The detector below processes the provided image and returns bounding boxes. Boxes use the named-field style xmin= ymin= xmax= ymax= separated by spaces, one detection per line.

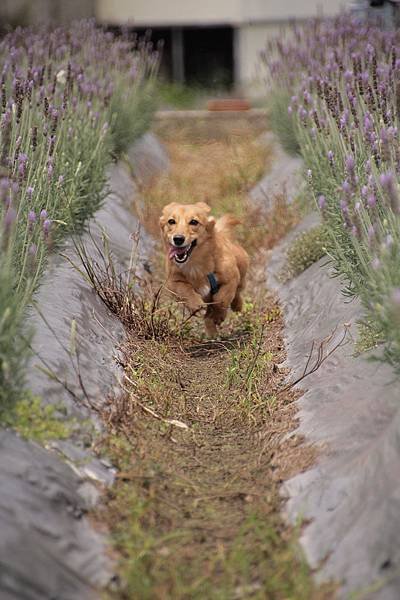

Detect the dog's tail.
xmin=214 ymin=214 xmax=241 ymax=240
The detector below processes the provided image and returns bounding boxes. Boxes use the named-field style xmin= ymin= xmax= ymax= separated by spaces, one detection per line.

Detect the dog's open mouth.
xmin=168 ymin=240 xmax=197 ymax=264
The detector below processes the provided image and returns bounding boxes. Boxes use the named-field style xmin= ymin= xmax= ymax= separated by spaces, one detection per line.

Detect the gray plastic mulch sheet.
xmin=0 ymin=429 xmax=107 ymax=600
xmin=0 ymin=133 xmax=169 ymax=600
xmin=262 ymin=165 xmax=400 ymax=597
xmin=27 ymin=132 xmax=169 ymax=415
xmin=251 ymin=131 xmax=304 ymax=213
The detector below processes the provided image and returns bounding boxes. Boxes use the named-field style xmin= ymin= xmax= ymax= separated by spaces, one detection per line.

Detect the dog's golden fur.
xmin=160 ymin=201 xmax=249 ymax=336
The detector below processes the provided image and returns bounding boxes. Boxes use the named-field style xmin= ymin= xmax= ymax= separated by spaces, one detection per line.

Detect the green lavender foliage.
xmin=262 ymin=16 xmax=400 ymax=368
xmin=0 ymin=21 xmax=159 ymax=405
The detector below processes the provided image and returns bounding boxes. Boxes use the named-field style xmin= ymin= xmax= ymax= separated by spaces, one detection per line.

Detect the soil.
xmin=94 ymin=128 xmax=335 ymax=599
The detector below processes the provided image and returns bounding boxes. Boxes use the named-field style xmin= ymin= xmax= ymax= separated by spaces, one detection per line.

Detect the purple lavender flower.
xmin=318 ymin=195 xmax=326 ymax=210
xmin=339 ymin=109 xmax=349 ymax=129
xmin=18 ymin=162 xmax=26 ymax=179
xmin=368 ymin=225 xmax=375 ymax=241
xmin=380 ymin=171 xmax=400 ymax=213
xmin=4 ymin=206 xmax=16 ymax=229
xmin=28 ymin=243 xmax=37 ymax=256
xmin=380 ymin=172 xmax=393 ymax=187
xmin=298 ymin=107 xmax=308 ymax=121
xmin=364 ymin=114 xmax=373 ymax=131
xmin=372 ymin=257 xmax=381 ymax=270
xmin=345 ymin=155 xmax=355 ymax=173
xmin=385 ymin=234 xmax=394 ymax=248
xmin=303 ymin=89 xmax=312 ymax=105
xmin=40 ymin=209 xmax=48 ymax=220
xmin=344 ymin=69 xmax=353 ymax=82
xmin=0 ymin=177 xmax=10 ymax=204
xmin=342 ymin=180 xmax=352 ymax=196
xmin=391 ymin=288 xmax=400 ymax=304
xmin=43 ymin=218 xmax=52 ymax=237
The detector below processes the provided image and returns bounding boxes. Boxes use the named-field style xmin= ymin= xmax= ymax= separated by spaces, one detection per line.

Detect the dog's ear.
xmin=195 ymin=201 xmax=211 ymax=214
xmin=206 ymin=216 xmax=216 ymax=232
xmin=160 ymin=202 xmax=178 ymax=229
xmin=162 ymin=202 xmax=179 ymax=213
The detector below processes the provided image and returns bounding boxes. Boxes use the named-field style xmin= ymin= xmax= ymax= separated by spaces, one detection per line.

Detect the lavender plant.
xmin=262 ymin=15 xmax=400 ymax=368
xmin=0 ymin=21 xmax=159 ymax=405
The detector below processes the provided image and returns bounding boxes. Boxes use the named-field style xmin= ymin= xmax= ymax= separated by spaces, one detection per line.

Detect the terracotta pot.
xmin=207 ymin=98 xmax=251 ymax=112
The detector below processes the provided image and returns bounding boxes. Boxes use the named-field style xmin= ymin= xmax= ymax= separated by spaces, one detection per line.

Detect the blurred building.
xmin=1 ymin=0 xmax=346 ymax=94
xmin=0 ymin=0 xmax=94 ymax=28
xmin=350 ymin=0 xmax=400 ymax=27
xmin=96 ymin=0 xmax=344 ymax=93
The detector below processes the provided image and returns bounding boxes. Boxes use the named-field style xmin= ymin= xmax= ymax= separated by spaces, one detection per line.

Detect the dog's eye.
xmin=168 ymin=218 xmax=176 ymax=225
xmin=189 ymin=219 xmax=199 ymax=226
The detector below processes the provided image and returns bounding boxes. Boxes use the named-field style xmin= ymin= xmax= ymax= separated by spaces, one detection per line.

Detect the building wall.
xmin=96 ymin=0 xmax=242 ymax=25
xmin=235 ymin=23 xmax=288 ymax=97
xmin=236 ymin=0 xmax=344 ymax=96
xmin=241 ymin=0 xmax=346 ymax=21
xmin=0 ymin=0 xmax=94 ymax=27
xmin=96 ymin=0 xmax=346 ymax=25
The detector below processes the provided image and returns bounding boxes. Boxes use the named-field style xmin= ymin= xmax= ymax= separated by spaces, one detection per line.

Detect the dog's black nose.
xmin=173 ymin=235 xmax=185 ymax=246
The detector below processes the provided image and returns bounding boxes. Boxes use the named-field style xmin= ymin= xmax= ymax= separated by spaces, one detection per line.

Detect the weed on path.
xmin=89 ymin=128 xmax=334 ymax=599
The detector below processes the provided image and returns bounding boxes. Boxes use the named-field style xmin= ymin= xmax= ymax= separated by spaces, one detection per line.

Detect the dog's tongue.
xmin=168 ymin=245 xmax=186 ymax=260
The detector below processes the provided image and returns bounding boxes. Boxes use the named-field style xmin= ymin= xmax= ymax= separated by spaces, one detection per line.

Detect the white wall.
xmin=236 ymin=23 xmax=287 ymax=97
xmin=96 ymin=0 xmax=241 ymax=25
xmin=241 ymin=0 xmax=346 ymax=21
xmin=236 ymin=0 xmax=344 ymax=96
xmin=0 ymin=0 xmax=94 ymax=25
xmin=96 ymin=0 xmax=346 ymax=25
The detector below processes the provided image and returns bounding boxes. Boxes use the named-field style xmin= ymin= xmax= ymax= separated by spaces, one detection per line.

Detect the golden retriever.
xmin=160 ymin=202 xmax=249 ymax=336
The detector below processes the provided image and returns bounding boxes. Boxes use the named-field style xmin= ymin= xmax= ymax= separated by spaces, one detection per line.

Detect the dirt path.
xmin=95 ymin=128 xmax=334 ymax=599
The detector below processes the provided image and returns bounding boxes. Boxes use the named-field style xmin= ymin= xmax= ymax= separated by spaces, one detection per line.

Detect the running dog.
xmin=160 ymin=202 xmax=249 ymax=336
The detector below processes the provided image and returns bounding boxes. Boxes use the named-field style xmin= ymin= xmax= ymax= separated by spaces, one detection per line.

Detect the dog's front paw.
xmin=213 ymin=306 xmax=227 ymax=325
xmin=205 ymin=317 xmax=218 ymax=337
xmin=186 ymin=296 xmax=206 ymax=313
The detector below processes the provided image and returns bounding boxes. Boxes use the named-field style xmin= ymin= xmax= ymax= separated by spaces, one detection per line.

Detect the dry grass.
xmin=89 ymin=127 xmax=335 ymax=599
xmin=96 ymin=297 xmax=331 ymax=600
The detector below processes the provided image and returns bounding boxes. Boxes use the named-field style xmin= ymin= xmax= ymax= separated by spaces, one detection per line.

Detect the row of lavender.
xmin=263 ymin=16 xmax=400 ymax=368
xmin=0 ymin=21 xmax=159 ymax=406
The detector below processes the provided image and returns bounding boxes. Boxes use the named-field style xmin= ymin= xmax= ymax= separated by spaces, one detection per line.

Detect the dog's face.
xmin=160 ymin=202 xmax=215 ymax=265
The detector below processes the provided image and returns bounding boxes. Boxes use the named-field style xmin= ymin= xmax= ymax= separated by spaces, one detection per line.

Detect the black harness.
xmin=207 ymin=272 xmax=220 ymax=296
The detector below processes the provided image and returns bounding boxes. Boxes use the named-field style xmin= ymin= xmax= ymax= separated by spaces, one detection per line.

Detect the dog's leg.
xmin=167 ymin=281 xmax=206 ymax=313
xmin=204 ymin=305 xmax=218 ymax=337
xmin=231 ymin=291 xmax=243 ymax=312
xmin=231 ymin=270 xmax=247 ymax=312
xmin=211 ymin=279 xmax=239 ymax=325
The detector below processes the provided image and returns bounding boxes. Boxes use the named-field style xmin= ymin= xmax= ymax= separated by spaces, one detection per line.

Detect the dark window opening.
xmin=111 ymin=24 xmax=234 ymax=90
xmin=183 ymin=26 xmax=233 ymax=88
